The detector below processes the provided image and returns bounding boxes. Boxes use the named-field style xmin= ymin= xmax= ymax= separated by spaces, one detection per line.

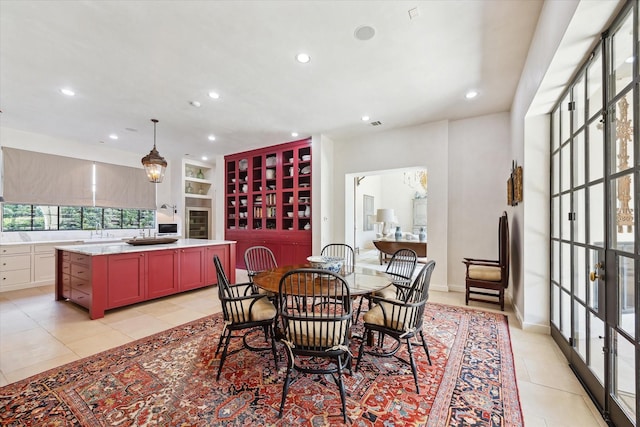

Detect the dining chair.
xmin=355 ymin=260 xmax=436 ymax=394
xmin=320 ymin=243 xmax=355 ymax=268
xmin=244 ymin=245 xmax=278 ymax=297
xmin=356 ymin=248 xmax=418 ymax=321
xmin=278 ymin=268 xmax=352 ymax=423
xmin=212 ymin=255 xmax=278 ymax=381
xmin=462 ymin=211 xmax=510 ymax=310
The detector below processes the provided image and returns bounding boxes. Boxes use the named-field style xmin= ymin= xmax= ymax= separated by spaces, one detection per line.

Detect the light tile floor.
xmin=0 ymin=256 xmax=607 ymax=427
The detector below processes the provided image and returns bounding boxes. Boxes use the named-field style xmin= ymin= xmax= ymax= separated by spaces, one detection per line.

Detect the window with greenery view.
xmin=2 ymin=204 xmax=155 ymax=232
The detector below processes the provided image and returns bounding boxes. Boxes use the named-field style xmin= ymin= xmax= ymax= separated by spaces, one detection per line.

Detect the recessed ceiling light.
xmin=361 ymin=115 xmax=370 ymax=121
xmin=208 ymin=135 xmax=216 ymax=141
xmin=625 ymin=56 xmax=634 ymax=63
xmin=190 ymin=101 xmax=201 ymax=107
xmin=59 ymin=88 xmax=75 ymax=96
xmin=201 ymin=156 xmax=208 ymax=161
xmin=465 ymin=90 xmax=478 ymax=99
xmin=291 ymin=132 xmax=298 ymax=137
xmin=108 ymin=134 xmax=118 ymax=140
xmin=296 ymin=53 xmax=311 ymax=63
xmin=208 ymin=91 xmax=220 ymax=99
xmin=354 ymin=25 xmax=376 ymax=41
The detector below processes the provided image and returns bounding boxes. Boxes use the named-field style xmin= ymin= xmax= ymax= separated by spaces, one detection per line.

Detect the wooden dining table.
xmin=252 ymin=264 xmax=392 ymax=297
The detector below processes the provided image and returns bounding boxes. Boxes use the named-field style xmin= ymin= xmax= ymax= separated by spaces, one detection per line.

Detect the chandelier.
xmin=141 ymin=119 xmax=167 ymax=183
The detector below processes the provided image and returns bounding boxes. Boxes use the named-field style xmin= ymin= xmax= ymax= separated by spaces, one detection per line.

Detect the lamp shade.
xmin=376 ymin=208 xmax=395 ymax=223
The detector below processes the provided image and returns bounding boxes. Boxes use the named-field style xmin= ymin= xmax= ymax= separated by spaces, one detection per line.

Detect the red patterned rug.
xmin=0 ymin=303 xmax=522 ymax=426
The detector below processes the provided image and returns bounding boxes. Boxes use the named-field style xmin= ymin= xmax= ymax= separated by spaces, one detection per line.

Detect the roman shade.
xmin=94 ymin=162 xmax=156 ymax=209
xmin=2 ymin=148 xmax=156 ymax=209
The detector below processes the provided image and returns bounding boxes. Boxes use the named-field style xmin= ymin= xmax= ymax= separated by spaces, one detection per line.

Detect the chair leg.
xmin=465 ymin=285 xmax=469 ymax=305
xmin=278 ymin=356 xmax=294 ymax=418
xmin=335 ymin=358 xmax=348 ymax=423
xmin=405 ymin=338 xmax=420 ymax=394
xmin=355 ymin=332 xmax=367 ymax=372
xmin=216 ymin=329 xmax=233 ymax=381
xmin=269 ymin=325 xmax=278 ymax=370
xmin=418 ymin=330 xmax=432 ymax=365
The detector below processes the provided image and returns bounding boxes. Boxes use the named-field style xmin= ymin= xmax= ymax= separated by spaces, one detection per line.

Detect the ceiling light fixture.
xmin=190 ymin=101 xmax=201 ymax=107
xmin=465 ymin=90 xmax=478 ymax=99
xmin=208 ymin=135 xmax=216 ymax=141
xmin=141 ymin=119 xmax=167 ymax=183
xmin=109 ymin=134 xmax=118 ymax=140
xmin=59 ymin=88 xmax=75 ymax=96
xmin=291 ymin=132 xmax=298 ymax=137
xmin=296 ymin=53 xmax=311 ymax=63
xmin=208 ymin=91 xmax=220 ymax=99
xmin=354 ymin=25 xmax=376 ymax=41
xmin=201 ymin=156 xmax=208 ymax=161
xmin=361 ymin=115 xmax=370 ymax=121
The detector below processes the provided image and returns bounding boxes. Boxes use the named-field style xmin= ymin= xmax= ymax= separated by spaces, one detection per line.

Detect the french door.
xmin=550 ymin=2 xmax=638 ymax=426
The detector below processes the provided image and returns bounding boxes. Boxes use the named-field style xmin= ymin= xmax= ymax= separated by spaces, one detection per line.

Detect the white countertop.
xmin=56 ymin=239 xmax=236 ymax=256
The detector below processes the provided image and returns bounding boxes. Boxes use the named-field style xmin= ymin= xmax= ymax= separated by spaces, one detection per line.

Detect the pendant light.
xmin=141 ymin=119 xmax=167 ymax=183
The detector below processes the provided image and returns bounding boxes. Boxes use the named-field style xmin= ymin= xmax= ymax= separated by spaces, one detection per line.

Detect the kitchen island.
xmin=55 ymin=239 xmax=236 ymax=319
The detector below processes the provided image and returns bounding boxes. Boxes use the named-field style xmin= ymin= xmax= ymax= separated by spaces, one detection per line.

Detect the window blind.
xmin=94 ymin=162 xmax=156 ymax=209
xmin=2 ymin=147 xmax=93 ymax=206
xmin=2 ymin=148 xmax=156 ymax=209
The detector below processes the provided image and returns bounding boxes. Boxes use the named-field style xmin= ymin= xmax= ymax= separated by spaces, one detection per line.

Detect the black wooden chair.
xmin=356 ymin=248 xmax=418 ymax=321
xmin=355 ymin=260 xmax=436 ymax=394
xmin=462 ymin=211 xmax=510 ymax=310
xmin=278 ymin=268 xmax=352 ymax=423
xmin=320 ymin=243 xmax=355 ymax=268
xmin=213 ymin=255 xmax=278 ymax=381
xmin=244 ymin=245 xmax=277 ymax=297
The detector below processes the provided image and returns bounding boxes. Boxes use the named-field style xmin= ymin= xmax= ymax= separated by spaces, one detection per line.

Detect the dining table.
xmin=252 ymin=263 xmax=392 ymax=297
xmin=252 ymin=263 xmax=392 ymax=344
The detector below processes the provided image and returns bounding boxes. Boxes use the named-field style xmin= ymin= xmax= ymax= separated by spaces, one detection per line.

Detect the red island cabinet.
xmin=179 ymin=246 xmax=206 ymax=291
xmin=55 ymin=241 xmax=236 ymax=319
xmin=225 ymin=138 xmax=312 ymax=268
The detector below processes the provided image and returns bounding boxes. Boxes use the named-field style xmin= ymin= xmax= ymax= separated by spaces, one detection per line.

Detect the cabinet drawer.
xmin=61 ymin=252 xmax=70 ymax=262
xmin=71 ymin=276 xmax=92 ymax=295
xmin=61 ymin=274 xmax=71 ymax=298
xmin=71 ymin=288 xmax=91 ymax=308
xmin=61 ymin=261 xmax=71 ymax=275
xmin=0 ymin=245 xmax=31 ymax=255
xmin=70 ymin=253 xmax=90 ymax=265
xmin=34 ymin=244 xmax=57 ymax=254
xmin=0 ymin=254 xmax=31 ymax=271
xmin=71 ymin=263 xmax=91 ymax=280
xmin=1 ymin=268 xmax=31 ymax=286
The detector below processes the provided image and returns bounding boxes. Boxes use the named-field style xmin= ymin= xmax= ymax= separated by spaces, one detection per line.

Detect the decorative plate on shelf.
xmin=300 ymin=166 xmax=311 ymax=174
xmin=300 ymin=183 xmax=310 ymax=187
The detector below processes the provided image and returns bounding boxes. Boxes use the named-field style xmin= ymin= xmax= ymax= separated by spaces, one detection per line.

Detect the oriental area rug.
xmin=0 ymin=303 xmax=522 ymax=426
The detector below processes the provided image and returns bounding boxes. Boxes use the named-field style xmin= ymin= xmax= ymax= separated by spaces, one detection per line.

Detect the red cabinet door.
xmin=204 ymin=245 xmax=228 ymax=285
xmin=147 ymin=249 xmax=179 ymax=298
xmin=107 ymin=252 xmax=146 ymax=308
xmin=179 ymin=247 xmax=205 ymax=290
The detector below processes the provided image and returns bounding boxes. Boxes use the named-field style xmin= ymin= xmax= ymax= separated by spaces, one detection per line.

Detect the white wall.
xmin=332 ymin=121 xmax=450 ymax=288
xmin=447 ymin=112 xmax=512 ymax=291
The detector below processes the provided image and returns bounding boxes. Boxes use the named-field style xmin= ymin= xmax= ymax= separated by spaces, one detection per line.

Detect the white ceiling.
xmin=0 ymin=0 xmax=543 ymax=161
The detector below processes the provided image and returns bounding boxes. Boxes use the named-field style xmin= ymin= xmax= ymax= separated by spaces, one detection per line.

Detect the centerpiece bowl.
xmin=306 ymin=256 xmax=344 ymax=273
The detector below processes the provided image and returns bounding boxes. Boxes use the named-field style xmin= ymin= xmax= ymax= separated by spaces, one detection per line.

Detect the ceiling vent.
xmin=370 ymin=121 xmax=382 ymax=126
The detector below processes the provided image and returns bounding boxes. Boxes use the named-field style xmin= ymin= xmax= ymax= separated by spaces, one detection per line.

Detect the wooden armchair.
xmin=462 ymin=211 xmax=510 ymax=311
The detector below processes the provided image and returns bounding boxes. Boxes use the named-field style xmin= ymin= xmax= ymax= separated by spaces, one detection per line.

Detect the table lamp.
xmin=376 ymin=208 xmax=395 ymax=237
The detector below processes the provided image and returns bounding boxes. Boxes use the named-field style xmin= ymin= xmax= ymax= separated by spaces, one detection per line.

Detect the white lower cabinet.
xmin=0 ymin=242 xmax=75 ymax=292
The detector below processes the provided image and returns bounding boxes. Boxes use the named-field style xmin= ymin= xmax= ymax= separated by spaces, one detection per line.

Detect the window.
xmin=1 ymin=204 xmax=155 ymax=232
